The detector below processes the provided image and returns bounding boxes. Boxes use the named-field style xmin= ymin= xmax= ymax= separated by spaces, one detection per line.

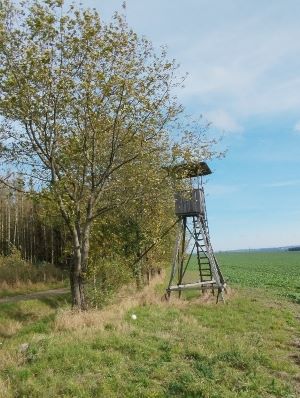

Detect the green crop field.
xmin=217 ymin=252 xmax=300 ymax=303
xmin=187 ymin=251 xmax=300 ymax=303
xmin=0 ymin=252 xmax=299 ymax=398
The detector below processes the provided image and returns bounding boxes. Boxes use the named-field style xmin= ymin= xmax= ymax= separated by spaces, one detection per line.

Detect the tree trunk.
xmin=7 ymin=196 xmax=11 ymax=254
xmin=69 ymin=226 xmax=88 ymax=310
xmin=43 ymin=225 xmax=48 ymax=262
xmin=0 ymin=198 xmax=3 ymax=254
xmin=69 ymin=257 xmax=86 ymax=310
xmin=134 ymin=259 xmax=143 ymax=290
xmin=50 ymin=227 xmax=54 ymax=265
xmin=13 ymin=198 xmax=18 ymax=246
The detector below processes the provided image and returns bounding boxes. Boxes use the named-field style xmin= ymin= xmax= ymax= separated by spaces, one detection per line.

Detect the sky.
xmin=83 ymin=0 xmax=300 ymax=250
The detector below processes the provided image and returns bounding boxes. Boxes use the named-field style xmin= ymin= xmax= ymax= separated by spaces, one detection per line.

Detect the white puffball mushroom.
xmin=131 ymin=314 xmax=137 ymax=320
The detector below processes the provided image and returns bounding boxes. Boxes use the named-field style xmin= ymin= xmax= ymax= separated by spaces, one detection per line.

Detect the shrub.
xmin=0 ymin=247 xmax=67 ymax=287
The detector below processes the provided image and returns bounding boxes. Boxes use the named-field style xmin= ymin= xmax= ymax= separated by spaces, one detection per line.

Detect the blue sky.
xmin=84 ymin=0 xmax=300 ymax=250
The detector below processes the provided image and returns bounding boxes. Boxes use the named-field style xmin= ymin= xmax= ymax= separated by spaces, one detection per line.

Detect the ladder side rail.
xmin=185 ymin=221 xmax=210 ymax=265
xmin=212 ymin=252 xmax=225 ymax=285
xmin=197 ymin=214 xmax=225 ymax=284
xmin=197 ymin=216 xmax=222 ymax=287
xmin=198 ymin=191 xmax=225 ymax=288
xmin=193 ymin=215 xmax=205 ymax=283
xmin=185 ymin=215 xmax=213 ymax=281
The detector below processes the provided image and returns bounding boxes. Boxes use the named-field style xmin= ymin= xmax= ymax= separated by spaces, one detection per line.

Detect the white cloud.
xmin=294 ymin=121 xmax=300 ymax=133
xmin=263 ymin=180 xmax=300 ymax=188
xmin=205 ymin=110 xmax=243 ymax=134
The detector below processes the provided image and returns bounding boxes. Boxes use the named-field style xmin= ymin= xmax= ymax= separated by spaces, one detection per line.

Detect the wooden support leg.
xmin=216 ymin=288 xmax=225 ymax=304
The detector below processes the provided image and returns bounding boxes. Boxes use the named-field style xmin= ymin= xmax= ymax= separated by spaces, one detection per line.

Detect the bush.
xmin=0 ymin=247 xmax=67 ymax=286
xmin=85 ymin=257 xmax=132 ymax=308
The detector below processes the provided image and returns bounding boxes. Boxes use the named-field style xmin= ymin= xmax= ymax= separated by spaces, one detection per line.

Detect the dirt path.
xmin=0 ymin=288 xmax=69 ymax=304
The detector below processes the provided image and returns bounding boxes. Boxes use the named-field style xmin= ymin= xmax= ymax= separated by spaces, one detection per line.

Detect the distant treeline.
xmin=0 ymin=179 xmax=68 ymax=267
xmin=288 ymin=247 xmax=300 ymax=252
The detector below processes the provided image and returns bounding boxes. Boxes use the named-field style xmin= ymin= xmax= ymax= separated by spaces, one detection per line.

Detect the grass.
xmin=0 ymin=252 xmax=299 ymax=397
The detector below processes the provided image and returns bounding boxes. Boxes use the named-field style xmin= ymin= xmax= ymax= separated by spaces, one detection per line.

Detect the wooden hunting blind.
xmin=166 ymin=161 xmax=226 ymax=302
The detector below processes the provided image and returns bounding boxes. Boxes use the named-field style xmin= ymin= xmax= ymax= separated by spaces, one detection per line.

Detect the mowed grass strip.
xmin=0 ymin=260 xmax=299 ymax=398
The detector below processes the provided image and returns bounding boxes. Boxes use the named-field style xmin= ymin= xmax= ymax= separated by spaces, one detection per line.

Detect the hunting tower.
xmin=166 ymin=161 xmax=226 ymax=302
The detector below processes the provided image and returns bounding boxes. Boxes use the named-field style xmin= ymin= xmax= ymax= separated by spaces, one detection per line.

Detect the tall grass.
xmin=0 ymin=247 xmax=67 ymax=293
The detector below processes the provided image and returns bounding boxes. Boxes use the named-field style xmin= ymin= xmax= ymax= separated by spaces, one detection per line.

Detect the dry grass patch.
xmin=0 ymin=377 xmax=12 ymax=398
xmin=0 ymin=349 xmax=23 ymax=371
xmin=55 ymin=274 xmax=165 ymax=332
xmin=0 ymin=319 xmax=22 ymax=338
xmin=55 ymin=273 xmax=233 ymax=334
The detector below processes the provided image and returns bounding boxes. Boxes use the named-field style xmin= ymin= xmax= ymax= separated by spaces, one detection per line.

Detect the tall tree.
xmin=0 ymin=0 xmax=218 ymax=309
xmin=0 ymin=0 xmax=180 ymax=309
